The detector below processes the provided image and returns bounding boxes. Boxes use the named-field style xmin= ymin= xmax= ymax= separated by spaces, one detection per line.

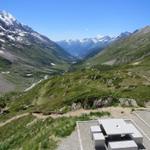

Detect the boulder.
xmin=107 ymin=79 xmax=113 ymax=86
xmin=93 ymin=97 xmax=113 ymax=108
xmin=71 ymin=102 xmax=82 ymax=111
xmin=103 ymin=97 xmax=113 ymax=106
xmin=119 ymin=98 xmax=138 ymax=107
xmin=0 ymin=107 xmax=9 ymax=114
xmin=93 ymin=99 xmax=103 ymax=108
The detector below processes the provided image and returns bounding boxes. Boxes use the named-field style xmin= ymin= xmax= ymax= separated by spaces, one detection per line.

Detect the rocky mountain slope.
xmin=0 ymin=11 xmax=73 ymax=92
xmin=57 ymin=36 xmax=115 ymax=58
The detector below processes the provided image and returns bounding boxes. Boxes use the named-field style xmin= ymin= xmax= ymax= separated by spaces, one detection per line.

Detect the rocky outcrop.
xmin=71 ymin=102 xmax=82 ymax=111
xmin=0 ymin=107 xmax=9 ymax=114
xmin=119 ymin=98 xmax=138 ymax=107
xmin=92 ymin=97 xmax=113 ymax=108
xmin=67 ymin=97 xmax=138 ymax=112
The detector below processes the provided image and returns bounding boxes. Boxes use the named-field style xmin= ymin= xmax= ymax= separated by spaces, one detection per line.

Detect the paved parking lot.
xmin=131 ymin=110 xmax=150 ymax=149
xmin=77 ymin=120 xmax=99 ymax=150
xmin=57 ymin=110 xmax=150 ymax=150
xmin=77 ymin=110 xmax=150 ymax=150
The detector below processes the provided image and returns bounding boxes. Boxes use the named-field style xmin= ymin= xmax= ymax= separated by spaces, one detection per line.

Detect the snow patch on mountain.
xmin=18 ymin=32 xmax=26 ymax=37
xmin=0 ymin=32 xmax=5 ymax=36
xmin=51 ymin=63 xmax=56 ymax=66
xmin=31 ymin=32 xmax=46 ymax=42
xmin=0 ymin=39 xmax=5 ymax=43
xmin=0 ymin=11 xmax=16 ymax=26
xmin=57 ymin=36 xmax=115 ymax=58
xmin=7 ymin=35 xmax=15 ymax=41
xmin=0 ymin=50 xmax=4 ymax=54
xmin=0 ymin=25 xmax=6 ymax=31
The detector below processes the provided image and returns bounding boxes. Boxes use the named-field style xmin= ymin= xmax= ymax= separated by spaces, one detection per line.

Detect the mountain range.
xmin=0 ymin=11 xmax=72 ymax=68
xmin=0 ymin=11 xmax=73 ymax=92
xmin=83 ymin=26 xmax=150 ymax=66
xmin=57 ymin=36 xmax=115 ymax=58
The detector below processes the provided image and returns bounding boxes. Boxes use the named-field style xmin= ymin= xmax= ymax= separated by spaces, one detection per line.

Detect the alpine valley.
xmin=0 ymin=11 xmax=73 ymax=92
xmin=0 ymin=11 xmax=150 ymax=150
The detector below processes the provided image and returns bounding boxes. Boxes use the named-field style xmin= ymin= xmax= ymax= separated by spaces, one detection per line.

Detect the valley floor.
xmin=0 ymin=74 xmax=15 ymax=93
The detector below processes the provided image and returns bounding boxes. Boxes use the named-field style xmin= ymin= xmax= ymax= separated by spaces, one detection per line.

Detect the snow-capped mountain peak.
xmin=0 ymin=11 xmax=51 ymax=44
xmin=0 ymin=11 xmax=16 ymax=25
xmin=57 ymin=36 xmax=115 ymax=58
xmin=0 ymin=10 xmax=72 ymax=72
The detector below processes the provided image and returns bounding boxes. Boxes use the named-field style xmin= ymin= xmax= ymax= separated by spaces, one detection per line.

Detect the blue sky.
xmin=0 ymin=0 xmax=150 ymax=40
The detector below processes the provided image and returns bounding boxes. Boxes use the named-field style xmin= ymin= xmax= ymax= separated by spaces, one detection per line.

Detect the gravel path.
xmin=57 ymin=129 xmax=80 ymax=150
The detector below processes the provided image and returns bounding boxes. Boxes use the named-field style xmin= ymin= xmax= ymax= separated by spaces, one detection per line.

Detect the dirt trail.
xmin=24 ymin=75 xmax=48 ymax=92
xmin=0 ymin=113 xmax=29 ymax=127
xmin=32 ymin=107 xmax=132 ymax=119
xmin=1 ymin=107 xmax=148 ymax=128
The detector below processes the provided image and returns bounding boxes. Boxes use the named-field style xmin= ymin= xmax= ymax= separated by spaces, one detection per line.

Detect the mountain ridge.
xmin=0 ymin=11 xmax=73 ymax=92
xmin=82 ymin=26 xmax=150 ymax=66
xmin=57 ymin=36 xmax=115 ymax=58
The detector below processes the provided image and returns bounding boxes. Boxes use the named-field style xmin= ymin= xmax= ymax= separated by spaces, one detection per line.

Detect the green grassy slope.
xmin=0 ymin=16 xmax=74 ymax=93
xmin=0 ymin=112 xmax=110 ymax=150
xmin=0 ymin=57 xmax=12 ymax=70
xmin=0 ymin=41 xmax=72 ymax=93
xmin=0 ymin=57 xmax=149 ymax=118
xmin=0 ymin=58 xmax=149 ymax=150
xmin=0 ymin=37 xmax=150 ymax=150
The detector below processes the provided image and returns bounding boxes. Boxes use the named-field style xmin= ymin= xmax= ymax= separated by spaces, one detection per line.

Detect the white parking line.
xmin=131 ymin=119 xmax=150 ymax=142
xmin=76 ymin=122 xmax=84 ymax=150
xmin=133 ymin=112 xmax=150 ymax=129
